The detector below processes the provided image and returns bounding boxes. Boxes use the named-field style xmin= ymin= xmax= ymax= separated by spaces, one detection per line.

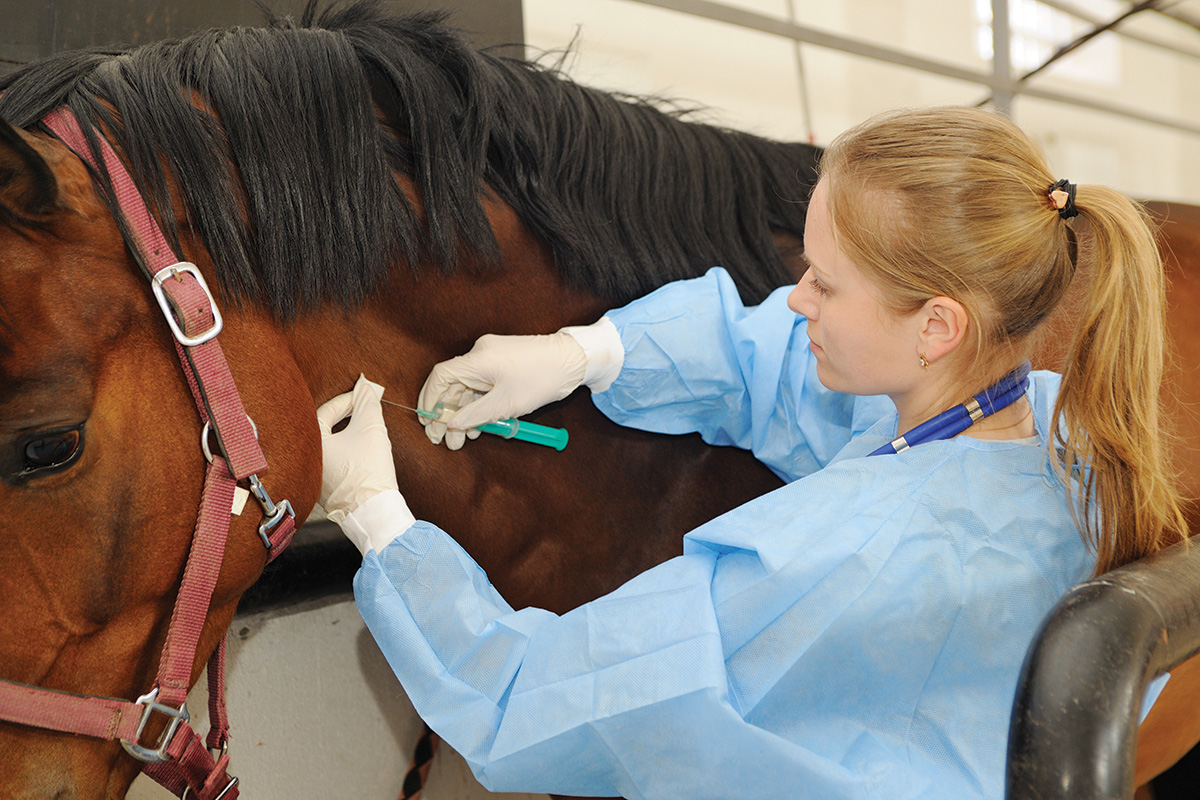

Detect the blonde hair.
xmin=819 ymin=106 xmax=1187 ymax=574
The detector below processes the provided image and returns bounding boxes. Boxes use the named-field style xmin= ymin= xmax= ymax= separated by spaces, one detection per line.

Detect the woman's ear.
xmin=917 ymin=296 xmax=968 ymax=365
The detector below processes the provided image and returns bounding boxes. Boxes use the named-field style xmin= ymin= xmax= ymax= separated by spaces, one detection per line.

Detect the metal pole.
xmin=783 ymin=0 xmax=816 ymax=144
xmin=992 ymin=0 xmax=1014 ymax=117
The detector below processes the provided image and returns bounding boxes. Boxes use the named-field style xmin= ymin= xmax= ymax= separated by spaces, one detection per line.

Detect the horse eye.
xmin=21 ymin=425 xmax=85 ymax=475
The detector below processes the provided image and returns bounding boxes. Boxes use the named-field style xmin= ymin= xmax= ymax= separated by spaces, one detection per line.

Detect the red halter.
xmin=0 ymin=108 xmax=298 ymax=800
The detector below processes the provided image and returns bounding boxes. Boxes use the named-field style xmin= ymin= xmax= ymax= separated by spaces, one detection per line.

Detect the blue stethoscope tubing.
xmin=869 ymin=361 xmax=1033 ymax=457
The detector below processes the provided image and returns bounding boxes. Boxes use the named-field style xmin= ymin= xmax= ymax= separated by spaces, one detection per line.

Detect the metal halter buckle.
xmin=120 ymin=687 xmax=190 ymax=763
xmin=150 ymin=262 xmax=224 ymax=347
xmin=248 ymin=474 xmax=294 ymax=550
xmin=199 ymin=418 xmax=292 ymax=549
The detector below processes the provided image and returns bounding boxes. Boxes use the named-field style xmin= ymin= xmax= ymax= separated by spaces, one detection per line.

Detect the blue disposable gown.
xmin=353 ymin=268 xmax=1096 ymax=799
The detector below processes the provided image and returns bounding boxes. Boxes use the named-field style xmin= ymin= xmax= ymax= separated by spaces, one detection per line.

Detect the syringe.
xmin=380 ymin=399 xmax=569 ymax=451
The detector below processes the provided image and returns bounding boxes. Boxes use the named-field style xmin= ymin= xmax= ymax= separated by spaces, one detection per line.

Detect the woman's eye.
xmin=21 ymin=425 xmax=84 ymax=475
xmin=808 ymin=276 xmax=829 ymax=296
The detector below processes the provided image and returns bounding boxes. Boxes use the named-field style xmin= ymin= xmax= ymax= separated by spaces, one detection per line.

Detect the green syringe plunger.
xmin=382 ymin=399 xmax=569 ymax=451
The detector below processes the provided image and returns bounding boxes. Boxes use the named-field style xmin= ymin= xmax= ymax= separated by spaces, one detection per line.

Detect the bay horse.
xmin=0 ymin=2 xmax=1196 ymax=799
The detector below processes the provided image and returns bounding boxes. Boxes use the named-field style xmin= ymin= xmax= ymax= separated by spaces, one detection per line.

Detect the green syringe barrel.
xmin=429 ymin=403 xmax=568 ymax=451
xmin=476 ymin=418 xmax=569 ymax=451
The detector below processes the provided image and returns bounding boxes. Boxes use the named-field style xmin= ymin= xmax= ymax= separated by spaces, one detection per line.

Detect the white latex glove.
xmin=417 ymin=318 xmax=623 ymax=450
xmin=316 ymin=375 xmax=400 ymax=530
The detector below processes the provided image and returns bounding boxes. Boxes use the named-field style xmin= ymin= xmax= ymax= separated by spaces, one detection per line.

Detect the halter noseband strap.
xmin=0 ymin=108 xmax=298 ymax=800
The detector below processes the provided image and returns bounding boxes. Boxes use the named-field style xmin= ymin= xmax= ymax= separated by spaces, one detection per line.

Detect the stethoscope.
xmin=868 ymin=361 xmax=1033 ymax=457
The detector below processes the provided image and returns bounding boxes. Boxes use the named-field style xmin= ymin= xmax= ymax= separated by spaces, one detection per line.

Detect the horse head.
xmin=0 ymin=114 xmax=321 ymax=799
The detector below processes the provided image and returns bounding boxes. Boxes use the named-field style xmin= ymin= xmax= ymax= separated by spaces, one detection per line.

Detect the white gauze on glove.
xmin=316 ymin=375 xmax=401 ymax=526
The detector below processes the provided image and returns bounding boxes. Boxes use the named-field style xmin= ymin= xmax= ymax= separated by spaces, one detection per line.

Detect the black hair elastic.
xmin=1049 ymin=179 xmax=1078 ymax=220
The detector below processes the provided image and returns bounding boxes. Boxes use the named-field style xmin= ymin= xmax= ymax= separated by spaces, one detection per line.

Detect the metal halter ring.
xmin=200 ymin=417 xmax=258 ymax=464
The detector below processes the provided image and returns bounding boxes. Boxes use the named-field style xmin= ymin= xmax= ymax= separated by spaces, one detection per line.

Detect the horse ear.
xmin=0 ymin=116 xmax=58 ymax=219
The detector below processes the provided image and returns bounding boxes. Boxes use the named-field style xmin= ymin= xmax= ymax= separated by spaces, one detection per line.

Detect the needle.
xmin=378 ymin=398 xmax=569 ymax=451
xmin=379 ymin=398 xmax=447 ymax=421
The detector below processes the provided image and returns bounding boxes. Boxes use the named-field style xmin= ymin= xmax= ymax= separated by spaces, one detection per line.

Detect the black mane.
xmin=0 ymin=1 xmax=819 ymax=316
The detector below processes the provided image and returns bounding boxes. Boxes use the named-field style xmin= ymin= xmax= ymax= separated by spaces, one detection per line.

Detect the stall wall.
xmin=0 ymin=0 xmax=523 ymax=68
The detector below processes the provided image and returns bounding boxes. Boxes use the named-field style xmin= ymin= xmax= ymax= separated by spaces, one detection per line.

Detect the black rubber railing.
xmin=1007 ymin=539 xmax=1200 ymax=799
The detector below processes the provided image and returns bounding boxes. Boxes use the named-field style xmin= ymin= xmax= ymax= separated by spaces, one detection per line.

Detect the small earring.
xmin=919 ymin=353 xmax=930 ymax=369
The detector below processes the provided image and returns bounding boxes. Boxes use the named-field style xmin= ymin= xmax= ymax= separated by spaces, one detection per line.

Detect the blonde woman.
xmin=318 ymin=107 xmax=1187 ymax=799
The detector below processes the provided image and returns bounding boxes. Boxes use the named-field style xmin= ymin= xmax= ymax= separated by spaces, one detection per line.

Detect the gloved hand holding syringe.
xmin=414 ymin=321 xmax=622 ymax=451
xmin=381 ymin=398 xmax=569 ymax=451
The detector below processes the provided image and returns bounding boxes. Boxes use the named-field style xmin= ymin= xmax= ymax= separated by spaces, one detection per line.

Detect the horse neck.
xmin=284 ymin=197 xmax=610 ymax=407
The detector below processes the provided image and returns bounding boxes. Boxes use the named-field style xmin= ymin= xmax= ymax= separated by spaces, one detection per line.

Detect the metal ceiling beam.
xmin=626 ymin=0 xmax=1200 ymax=137
xmin=1043 ymin=0 xmax=1200 ymax=60
xmin=1134 ymin=0 xmax=1200 ymax=33
xmin=632 ymin=0 xmax=1011 ymax=90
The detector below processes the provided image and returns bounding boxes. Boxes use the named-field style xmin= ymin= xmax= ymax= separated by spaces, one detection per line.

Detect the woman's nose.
xmin=788 ymin=270 xmax=816 ymax=318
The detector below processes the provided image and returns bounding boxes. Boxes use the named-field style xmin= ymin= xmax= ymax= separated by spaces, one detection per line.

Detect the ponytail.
xmin=1054 ymin=189 xmax=1188 ymax=573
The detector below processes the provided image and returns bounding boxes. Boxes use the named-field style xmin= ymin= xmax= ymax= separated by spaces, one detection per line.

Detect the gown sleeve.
xmin=350 ymin=469 xmax=985 ymax=800
xmin=354 ymin=511 xmax=877 ymax=799
xmin=594 ymin=267 xmax=890 ymax=480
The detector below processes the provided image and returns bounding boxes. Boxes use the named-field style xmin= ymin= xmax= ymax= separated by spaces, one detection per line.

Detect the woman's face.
xmin=788 ymin=178 xmax=920 ymax=398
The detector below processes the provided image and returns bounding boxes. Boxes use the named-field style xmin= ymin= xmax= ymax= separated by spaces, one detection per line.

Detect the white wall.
xmin=524 ymin=0 xmax=1200 ymax=204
